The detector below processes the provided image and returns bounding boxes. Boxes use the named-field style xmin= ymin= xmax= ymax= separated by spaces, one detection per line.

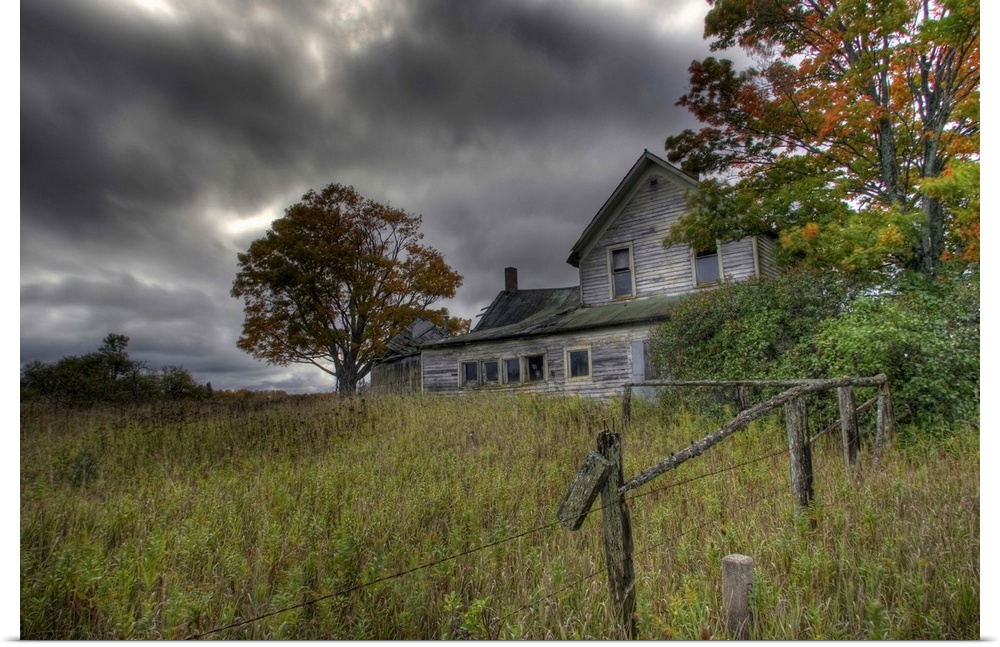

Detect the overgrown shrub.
xmin=650 ymin=268 xmax=979 ymax=428
xmin=805 ymin=271 xmax=979 ymax=426
xmin=650 ymin=270 xmax=852 ymax=382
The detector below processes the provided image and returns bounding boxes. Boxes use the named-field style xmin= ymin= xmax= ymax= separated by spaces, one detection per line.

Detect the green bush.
xmin=650 ymin=268 xmax=979 ymax=428
xmin=806 ymin=271 xmax=979 ymax=426
xmin=650 ymin=270 xmax=851 ymax=382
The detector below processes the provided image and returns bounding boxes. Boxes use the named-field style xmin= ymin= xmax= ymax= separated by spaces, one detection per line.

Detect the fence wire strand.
xmin=489 ymin=441 xmax=793 ymax=636
xmin=187 ymin=409 xmax=843 ymax=640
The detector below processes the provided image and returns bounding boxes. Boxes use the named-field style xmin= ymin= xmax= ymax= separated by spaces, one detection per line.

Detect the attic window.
xmin=609 ymin=245 xmax=635 ymax=299
xmin=695 ymin=246 xmax=721 ymax=285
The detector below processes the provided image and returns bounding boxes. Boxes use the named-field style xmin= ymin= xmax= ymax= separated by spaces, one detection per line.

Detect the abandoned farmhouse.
xmin=372 ymin=150 xmax=780 ymax=397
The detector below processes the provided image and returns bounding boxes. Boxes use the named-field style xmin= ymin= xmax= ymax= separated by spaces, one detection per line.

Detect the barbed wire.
xmin=488 ymin=442 xmax=794 ymax=636
xmin=187 ymin=430 xmax=822 ymax=639
xmin=185 ymin=514 xmax=566 ymax=639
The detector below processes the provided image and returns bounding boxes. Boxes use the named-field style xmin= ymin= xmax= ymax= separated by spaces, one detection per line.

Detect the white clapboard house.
xmin=371 ymin=150 xmax=779 ymax=397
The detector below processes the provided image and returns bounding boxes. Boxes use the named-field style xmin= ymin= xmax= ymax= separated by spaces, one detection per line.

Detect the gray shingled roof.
xmin=474 ymin=287 xmax=580 ymax=331
xmin=377 ymin=317 xmax=446 ymax=362
xmin=426 ymin=292 xmax=679 ymax=348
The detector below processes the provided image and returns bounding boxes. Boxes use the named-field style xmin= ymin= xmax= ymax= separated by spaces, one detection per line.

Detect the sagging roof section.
xmin=377 ymin=317 xmax=446 ymax=362
xmin=474 ymin=286 xmax=581 ymax=332
xmin=566 ymin=149 xmax=697 ymax=268
xmin=427 ymin=293 xmax=679 ymax=348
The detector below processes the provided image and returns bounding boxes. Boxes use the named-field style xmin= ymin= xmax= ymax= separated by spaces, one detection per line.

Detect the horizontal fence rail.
xmin=560 ymin=374 xmax=895 ymax=639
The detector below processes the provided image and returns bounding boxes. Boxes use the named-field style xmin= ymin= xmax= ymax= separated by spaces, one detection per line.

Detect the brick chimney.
xmin=504 ymin=267 xmax=518 ymax=292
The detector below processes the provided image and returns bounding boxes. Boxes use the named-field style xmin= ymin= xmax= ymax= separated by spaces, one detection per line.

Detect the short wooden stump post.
xmin=722 ymin=554 xmax=754 ymax=640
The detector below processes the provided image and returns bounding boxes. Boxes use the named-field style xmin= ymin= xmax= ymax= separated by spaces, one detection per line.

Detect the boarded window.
xmin=525 ymin=354 xmax=545 ymax=382
xmin=503 ymin=358 xmax=521 ymax=384
xmin=483 ymin=360 xmax=499 ymax=383
xmin=461 ymin=361 xmax=479 ymax=387
xmin=610 ymin=247 xmax=634 ymax=298
xmin=695 ymin=248 xmax=720 ymax=285
xmin=566 ymin=348 xmax=591 ymax=379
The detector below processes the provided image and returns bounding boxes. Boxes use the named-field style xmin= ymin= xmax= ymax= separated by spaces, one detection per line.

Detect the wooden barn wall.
xmin=720 ymin=238 xmax=757 ymax=281
xmin=422 ymin=325 xmax=655 ymax=398
xmin=370 ymin=354 xmax=422 ymax=395
xmin=756 ymin=235 xmax=782 ymax=279
xmin=579 ymin=170 xmax=692 ymax=306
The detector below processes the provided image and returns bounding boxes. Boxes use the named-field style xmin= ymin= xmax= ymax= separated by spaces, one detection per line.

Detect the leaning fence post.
xmin=784 ymin=396 xmax=814 ymax=525
xmin=597 ymin=430 xmax=636 ymax=639
xmin=722 ymin=554 xmax=754 ymax=639
xmin=837 ymin=386 xmax=861 ymax=480
xmin=875 ymin=378 xmax=895 ymax=467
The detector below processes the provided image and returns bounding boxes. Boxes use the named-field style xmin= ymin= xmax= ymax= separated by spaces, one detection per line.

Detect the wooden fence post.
xmin=837 ymin=386 xmax=860 ymax=480
xmin=722 ymin=554 xmax=754 ymax=639
xmin=875 ymin=378 xmax=895 ymax=467
xmin=622 ymin=385 xmax=632 ymax=425
xmin=784 ymin=396 xmax=814 ymax=524
xmin=597 ymin=430 xmax=636 ymax=639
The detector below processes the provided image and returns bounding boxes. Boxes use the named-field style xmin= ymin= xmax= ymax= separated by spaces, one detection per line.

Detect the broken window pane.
xmin=503 ymin=358 xmax=521 ymax=383
xmin=461 ymin=361 xmax=479 ymax=387
xmin=526 ymin=354 xmax=545 ymax=382
xmin=611 ymin=247 xmax=633 ymax=297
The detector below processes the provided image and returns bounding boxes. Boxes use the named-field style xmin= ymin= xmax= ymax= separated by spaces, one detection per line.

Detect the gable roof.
xmin=566 ymin=150 xmax=697 ymax=268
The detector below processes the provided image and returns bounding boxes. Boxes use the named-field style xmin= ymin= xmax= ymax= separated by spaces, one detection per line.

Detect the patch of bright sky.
xmin=124 ymin=0 xmax=178 ymax=22
xmin=222 ymin=202 xmax=284 ymax=237
xmin=587 ymin=0 xmax=706 ymax=35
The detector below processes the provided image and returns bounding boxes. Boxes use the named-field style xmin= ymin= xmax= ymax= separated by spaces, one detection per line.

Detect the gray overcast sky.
xmin=20 ymin=0 xmax=728 ymax=393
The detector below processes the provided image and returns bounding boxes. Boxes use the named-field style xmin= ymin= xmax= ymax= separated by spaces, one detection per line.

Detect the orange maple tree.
xmin=665 ymin=0 xmax=979 ymax=277
xmin=232 ymin=184 xmax=463 ymax=395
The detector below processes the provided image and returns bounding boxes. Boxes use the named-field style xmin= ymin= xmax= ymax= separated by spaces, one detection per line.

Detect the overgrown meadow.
xmin=20 ymin=392 xmax=979 ymax=639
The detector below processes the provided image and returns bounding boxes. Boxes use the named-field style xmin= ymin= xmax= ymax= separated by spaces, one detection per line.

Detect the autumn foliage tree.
xmin=664 ymin=0 xmax=979 ymax=278
xmin=232 ymin=184 xmax=463 ymax=395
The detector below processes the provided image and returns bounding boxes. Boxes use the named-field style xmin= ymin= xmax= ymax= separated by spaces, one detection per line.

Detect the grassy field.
xmin=20 ymin=392 xmax=979 ymax=639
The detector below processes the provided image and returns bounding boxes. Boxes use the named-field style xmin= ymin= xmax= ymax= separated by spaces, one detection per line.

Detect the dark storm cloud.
xmin=21 ymin=0 xmax=716 ymax=391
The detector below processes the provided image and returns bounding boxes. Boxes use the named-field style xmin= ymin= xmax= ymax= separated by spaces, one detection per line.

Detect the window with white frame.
xmin=609 ymin=245 xmax=635 ymax=299
xmin=565 ymin=347 xmax=591 ymax=379
xmin=694 ymin=245 xmax=721 ymax=285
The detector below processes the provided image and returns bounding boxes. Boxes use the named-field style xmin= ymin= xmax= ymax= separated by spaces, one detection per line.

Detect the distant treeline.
xmin=20 ymin=333 xmax=212 ymax=405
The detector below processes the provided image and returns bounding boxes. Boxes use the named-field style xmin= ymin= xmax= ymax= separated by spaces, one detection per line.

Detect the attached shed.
xmin=370 ymin=318 xmax=445 ymax=394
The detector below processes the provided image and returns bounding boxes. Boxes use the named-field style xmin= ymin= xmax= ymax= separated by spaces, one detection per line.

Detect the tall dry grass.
xmin=20 ymin=392 xmax=978 ymax=639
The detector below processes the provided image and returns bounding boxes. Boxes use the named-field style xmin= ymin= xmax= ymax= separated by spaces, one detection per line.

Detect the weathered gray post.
xmin=784 ymin=396 xmax=814 ymax=524
xmin=622 ymin=385 xmax=632 ymax=425
xmin=597 ymin=430 xmax=636 ymax=639
xmin=875 ymin=378 xmax=895 ymax=466
xmin=837 ymin=385 xmax=861 ymax=479
xmin=722 ymin=554 xmax=754 ymax=639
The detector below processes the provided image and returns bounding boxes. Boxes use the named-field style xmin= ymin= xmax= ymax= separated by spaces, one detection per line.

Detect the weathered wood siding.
xmin=756 ymin=235 xmax=782 ymax=279
xmin=720 ymin=238 xmax=757 ymax=281
xmin=370 ymin=354 xmax=422 ymax=395
xmin=579 ymin=170 xmax=693 ymax=306
xmin=422 ymin=325 xmax=655 ymax=397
